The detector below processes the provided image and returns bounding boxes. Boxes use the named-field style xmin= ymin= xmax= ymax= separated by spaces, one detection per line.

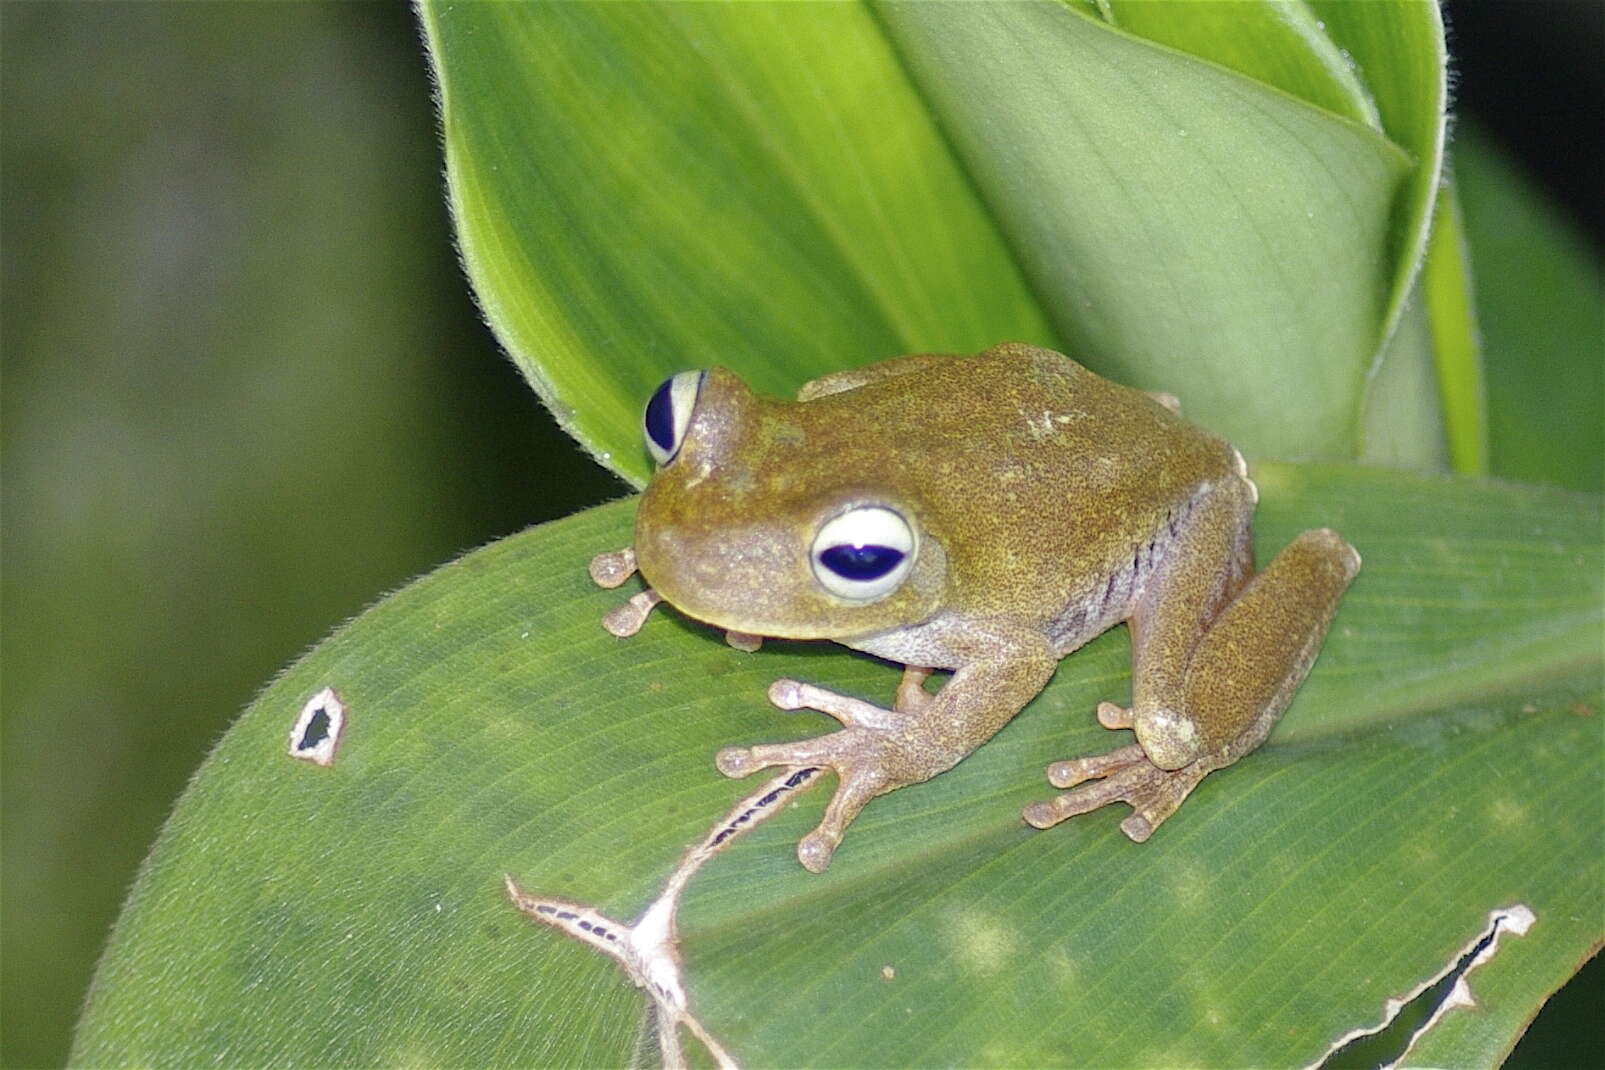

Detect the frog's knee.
xmin=1295 ymin=528 xmax=1362 ymax=581
xmin=1133 ymin=707 xmax=1202 ymax=770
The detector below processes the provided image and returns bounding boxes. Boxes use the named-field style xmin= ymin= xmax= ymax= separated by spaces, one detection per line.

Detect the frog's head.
xmin=631 ymin=367 xmax=947 ymax=641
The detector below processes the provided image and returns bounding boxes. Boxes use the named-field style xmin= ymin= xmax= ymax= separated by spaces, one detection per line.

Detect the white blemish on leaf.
xmin=1488 ymin=797 xmax=1526 ymax=827
xmin=1045 ymin=948 xmax=1079 ymax=990
xmin=1310 ymin=904 xmax=1536 ymax=1069
xmin=288 ymin=687 xmax=345 ymax=766
xmin=507 ymin=766 xmax=823 ymax=1069
xmin=1165 ymin=859 xmax=1210 ymax=910
xmin=946 ymin=908 xmax=1017 ymax=975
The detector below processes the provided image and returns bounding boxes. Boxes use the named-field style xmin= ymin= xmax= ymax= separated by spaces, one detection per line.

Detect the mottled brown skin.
xmin=604 ymin=343 xmax=1360 ymax=871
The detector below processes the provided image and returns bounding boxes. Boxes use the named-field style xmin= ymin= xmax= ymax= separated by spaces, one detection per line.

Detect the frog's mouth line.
xmin=635 ymin=575 xmax=847 ymax=643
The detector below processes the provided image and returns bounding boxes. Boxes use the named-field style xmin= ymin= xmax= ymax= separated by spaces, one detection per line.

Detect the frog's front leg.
xmin=1025 ymin=480 xmax=1359 ymax=840
xmin=718 ymin=634 xmax=1055 ymax=871
xmin=592 ymin=548 xmax=762 ymax=650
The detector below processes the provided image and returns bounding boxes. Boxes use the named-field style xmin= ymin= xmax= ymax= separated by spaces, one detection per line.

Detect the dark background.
xmin=2 ymin=2 xmax=1598 ymax=1066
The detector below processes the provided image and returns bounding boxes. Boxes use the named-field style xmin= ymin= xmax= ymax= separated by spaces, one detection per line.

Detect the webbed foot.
xmin=1022 ymin=740 xmax=1210 ymax=843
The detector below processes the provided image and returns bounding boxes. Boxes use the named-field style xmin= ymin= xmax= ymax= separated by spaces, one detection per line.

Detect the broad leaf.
xmin=876 ymin=2 xmax=1411 ymax=462
xmin=1419 ymin=184 xmax=1489 ymax=474
xmin=1103 ymin=0 xmax=1381 ymax=130
xmin=1454 ymin=125 xmax=1604 ymax=493
xmin=420 ymin=0 xmax=1054 ymax=488
xmin=73 ymin=466 xmax=1603 ymax=1068
xmin=423 ymin=0 xmax=1471 ymax=476
xmin=1307 ymin=0 xmax=1448 ymax=335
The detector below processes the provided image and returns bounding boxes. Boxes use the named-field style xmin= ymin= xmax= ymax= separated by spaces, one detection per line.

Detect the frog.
xmin=590 ymin=342 xmax=1359 ymax=873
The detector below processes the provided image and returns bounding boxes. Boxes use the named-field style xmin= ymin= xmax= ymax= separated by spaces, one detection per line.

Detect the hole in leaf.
xmin=298 ymin=709 xmax=331 ymax=751
xmin=1320 ymin=906 xmax=1534 ymax=1069
xmin=288 ymin=687 xmax=345 ymax=766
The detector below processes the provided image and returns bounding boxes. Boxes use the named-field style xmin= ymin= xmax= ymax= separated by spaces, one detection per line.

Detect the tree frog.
xmin=591 ymin=343 xmax=1359 ymax=872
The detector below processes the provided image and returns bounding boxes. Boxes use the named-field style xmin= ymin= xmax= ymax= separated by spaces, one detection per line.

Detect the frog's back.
xmin=868 ymin=342 xmax=1235 ymax=503
xmin=802 ymin=343 xmax=1240 ymax=635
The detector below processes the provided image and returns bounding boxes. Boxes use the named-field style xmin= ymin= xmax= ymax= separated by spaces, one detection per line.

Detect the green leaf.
xmin=419 ymin=0 xmax=1055 ymax=488
xmin=1453 ymin=124 xmax=1604 ymax=492
xmin=74 ymin=466 xmax=1603 ymax=1068
xmin=877 ymin=2 xmax=1413 ymax=462
xmin=1073 ymin=0 xmax=1474 ymax=471
xmin=1303 ymin=0 xmax=1475 ymax=470
xmin=423 ymin=1 xmax=1463 ymax=473
xmin=1308 ymin=0 xmax=1448 ymax=335
xmin=1354 ymin=279 xmax=1449 ymax=470
xmin=1419 ymin=182 xmax=1489 ymax=474
xmin=1293 ymin=0 xmax=1497 ymax=475
xmin=1103 ymin=0 xmax=1382 ymax=131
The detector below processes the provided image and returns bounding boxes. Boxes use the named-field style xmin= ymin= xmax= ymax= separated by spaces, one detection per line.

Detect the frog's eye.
xmin=811 ymin=506 xmax=916 ymax=601
xmin=644 ymin=370 xmax=705 ymax=466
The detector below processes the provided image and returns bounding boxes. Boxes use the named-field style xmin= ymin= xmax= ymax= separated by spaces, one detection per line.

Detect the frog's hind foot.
xmin=1022 ymin=744 xmax=1210 ymax=843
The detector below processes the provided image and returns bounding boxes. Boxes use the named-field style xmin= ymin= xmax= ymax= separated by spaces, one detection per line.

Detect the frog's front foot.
xmin=1022 ymin=741 xmax=1210 ymax=843
xmin=716 ymin=678 xmax=921 ymax=872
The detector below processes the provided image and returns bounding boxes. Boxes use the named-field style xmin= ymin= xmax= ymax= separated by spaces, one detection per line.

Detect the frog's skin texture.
xmin=593 ymin=343 xmax=1359 ymax=872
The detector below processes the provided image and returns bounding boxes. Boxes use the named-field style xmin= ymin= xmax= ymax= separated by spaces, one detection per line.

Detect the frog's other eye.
xmin=811 ymin=506 xmax=916 ymax=601
xmin=644 ymin=370 xmax=705 ymax=466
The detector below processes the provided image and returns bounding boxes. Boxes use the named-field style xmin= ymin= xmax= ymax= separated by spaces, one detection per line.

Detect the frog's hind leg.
xmin=1168 ymin=526 xmax=1360 ymax=765
xmin=1026 ymin=476 xmax=1359 ymax=841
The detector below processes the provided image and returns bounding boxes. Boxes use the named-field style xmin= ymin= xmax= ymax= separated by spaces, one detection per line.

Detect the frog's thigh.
xmin=1176 ymin=528 xmax=1359 ymax=762
xmin=1128 ymin=480 xmax=1256 ymax=765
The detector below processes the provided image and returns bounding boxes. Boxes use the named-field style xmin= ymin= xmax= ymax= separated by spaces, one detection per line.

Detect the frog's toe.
xmin=796 ymin=765 xmax=889 ymax=872
xmin=715 ymin=746 xmax=761 ymax=778
xmin=767 ymin=679 xmax=900 ymax=732
xmin=1024 ymin=747 xmax=1209 ymax=841
xmin=796 ymin=830 xmax=839 ymax=873
xmin=717 ymin=738 xmax=826 ymax=778
xmin=601 ymin=589 xmax=661 ymax=637
xmin=1096 ymin=701 xmax=1134 ymax=730
xmin=766 ymin=678 xmax=809 ymax=709
xmin=717 ymin=723 xmax=899 ymax=869
xmin=1046 ymin=743 xmax=1146 ymax=788
xmin=1023 ymin=780 xmax=1127 ymax=830
xmin=588 ymin=547 xmax=637 ymax=588
xmin=715 ymin=725 xmax=866 ymax=773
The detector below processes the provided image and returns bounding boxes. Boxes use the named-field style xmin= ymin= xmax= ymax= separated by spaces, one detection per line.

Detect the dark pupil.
xmin=645 ymin=378 xmax=677 ymax=454
xmin=820 ymin=544 xmax=904 ymax=581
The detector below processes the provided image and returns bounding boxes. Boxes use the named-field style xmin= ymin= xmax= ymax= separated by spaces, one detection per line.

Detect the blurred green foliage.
xmin=0 ymin=5 xmax=614 ymax=1067
xmin=1 ymin=2 xmax=1597 ymax=1068
xmin=1455 ymin=126 xmax=1604 ymax=493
